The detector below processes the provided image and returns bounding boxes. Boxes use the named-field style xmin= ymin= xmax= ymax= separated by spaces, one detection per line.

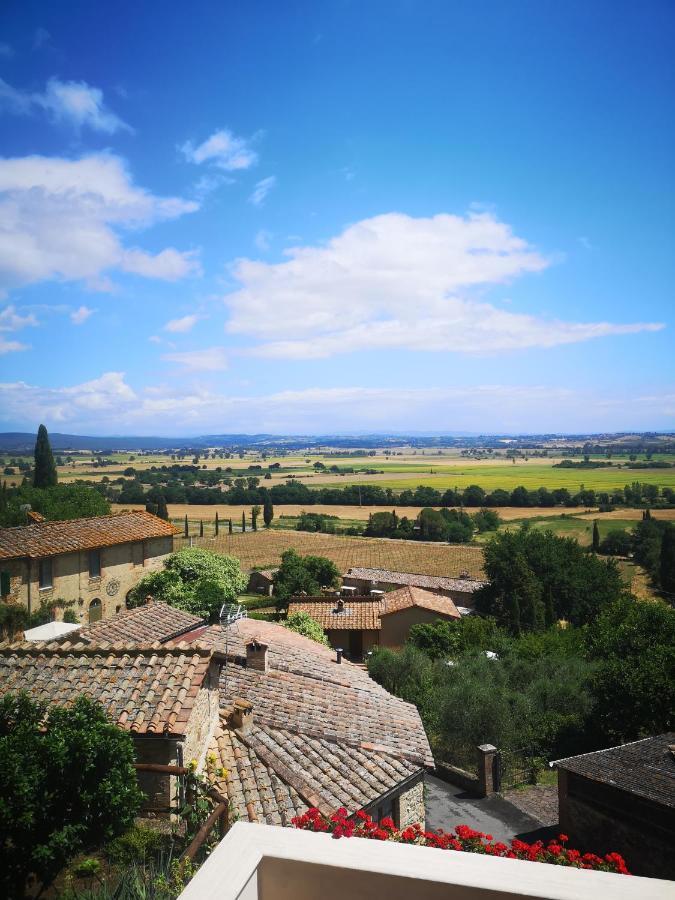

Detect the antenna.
xmin=219 ymin=602 xmax=246 ymax=698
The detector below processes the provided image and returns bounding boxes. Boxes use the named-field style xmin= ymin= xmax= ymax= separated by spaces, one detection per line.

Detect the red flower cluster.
xmin=290 ymin=809 xmax=629 ymax=876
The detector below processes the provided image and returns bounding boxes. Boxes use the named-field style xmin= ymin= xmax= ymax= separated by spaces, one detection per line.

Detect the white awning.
xmin=24 ymin=621 xmax=81 ymax=641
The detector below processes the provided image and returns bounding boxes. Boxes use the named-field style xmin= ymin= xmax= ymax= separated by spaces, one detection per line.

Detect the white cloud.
xmin=0 ymin=304 xmax=38 ymax=331
xmin=223 ymin=212 xmax=663 ymax=357
xmin=1 ymin=375 xmax=673 ymax=433
xmin=161 ymin=347 xmax=228 ymax=371
xmin=0 ymin=337 xmax=28 ymax=355
xmin=181 ymin=129 xmax=257 ymax=171
xmin=0 ymin=77 xmax=131 ymax=133
xmin=148 ymin=335 xmax=162 ymax=344
xmin=164 ymin=314 xmax=200 ymax=333
xmin=249 ymin=176 xmax=276 ymax=207
xmin=0 ymin=153 xmax=199 ymax=292
xmin=70 ymin=305 xmax=94 ymax=325
xmin=254 ymin=229 xmax=272 ymax=251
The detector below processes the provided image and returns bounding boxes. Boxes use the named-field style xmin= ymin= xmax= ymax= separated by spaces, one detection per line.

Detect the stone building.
xmin=553 ymin=734 xmax=675 ymax=880
xmin=191 ymin=617 xmax=433 ymax=828
xmin=0 ymin=638 xmax=220 ymax=815
xmin=246 ymin=568 xmax=277 ymax=596
xmin=287 ymin=585 xmax=461 ymax=660
xmin=0 ymin=511 xmax=178 ymax=624
xmin=342 ymin=566 xmax=487 ymax=608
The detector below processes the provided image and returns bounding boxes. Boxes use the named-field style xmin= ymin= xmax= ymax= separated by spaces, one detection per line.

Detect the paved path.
xmin=425 ymin=774 xmax=552 ymax=843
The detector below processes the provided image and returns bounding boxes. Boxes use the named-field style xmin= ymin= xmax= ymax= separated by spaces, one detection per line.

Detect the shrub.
xmin=284 ymin=611 xmax=329 ymax=645
xmin=0 ymin=693 xmax=143 ymax=896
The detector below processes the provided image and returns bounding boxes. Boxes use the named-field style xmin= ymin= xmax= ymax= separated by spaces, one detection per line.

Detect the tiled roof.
xmin=381 ymin=586 xmax=461 ymax=619
xmin=0 ymin=640 xmax=212 ymax=737
xmin=344 ymin=567 xmax=487 ymax=593
xmin=553 ymin=733 xmax=675 ymax=808
xmin=0 ymin=511 xmax=179 ymax=561
xmin=183 ymin=617 xmax=432 ymax=821
xmin=286 ymin=597 xmax=381 ymax=630
xmin=79 ymin=601 xmax=204 ymax=645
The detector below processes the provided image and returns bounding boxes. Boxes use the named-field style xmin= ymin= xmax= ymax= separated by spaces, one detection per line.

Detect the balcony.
xmin=179 ymin=821 xmax=672 ymax=900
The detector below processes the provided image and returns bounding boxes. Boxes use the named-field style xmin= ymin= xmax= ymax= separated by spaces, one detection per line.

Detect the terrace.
xmin=179 ymin=821 xmax=672 ymax=900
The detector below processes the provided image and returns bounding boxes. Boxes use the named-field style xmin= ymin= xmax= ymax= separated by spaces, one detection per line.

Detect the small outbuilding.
xmin=553 ymin=733 xmax=675 ymax=880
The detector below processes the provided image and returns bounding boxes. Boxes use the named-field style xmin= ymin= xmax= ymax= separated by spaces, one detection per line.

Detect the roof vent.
xmin=246 ymin=638 xmax=269 ymax=672
xmin=336 ymin=648 xmax=343 ymax=664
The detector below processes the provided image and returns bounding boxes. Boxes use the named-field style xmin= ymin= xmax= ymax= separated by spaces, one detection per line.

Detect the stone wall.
xmin=380 ymin=606 xmax=458 ymax=648
xmin=396 ymin=776 xmax=425 ymax=830
xmin=4 ymin=535 xmax=173 ymax=623
xmin=134 ymin=737 xmax=180 ymax=815
xmin=183 ymin=662 xmax=221 ymax=769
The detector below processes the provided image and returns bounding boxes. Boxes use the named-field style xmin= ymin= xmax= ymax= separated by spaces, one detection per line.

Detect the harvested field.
xmin=174 ymin=530 xmax=486 ymax=578
xmin=574 ymin=507 xmax=675 ymax=521
xmin=111 ymin=502 xmax=594 ymax=522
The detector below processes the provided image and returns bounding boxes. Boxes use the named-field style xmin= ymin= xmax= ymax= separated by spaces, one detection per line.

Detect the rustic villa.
xmin=342 ymin=566 xmax=487 ymax=608
xmin=287 ymin=585 xmax=461 ymax=659
xmin=0 ymin=511 xmax=178 ymax=623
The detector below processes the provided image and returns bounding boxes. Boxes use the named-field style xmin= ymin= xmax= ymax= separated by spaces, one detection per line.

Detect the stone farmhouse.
xmin=0 ymin=635 xmax=220 ymax=815
xmin=287 ymin=585 xmax=461 ymax=659
xmin=342 ymin=566 xmax=487 ymax=610
xmin=0 ymin=605 xmax=433 ymax=829
xmin=0 ymin=511 xmax=178 ymax=624
xmin=553 ymin=734 xmax=675 ymax=880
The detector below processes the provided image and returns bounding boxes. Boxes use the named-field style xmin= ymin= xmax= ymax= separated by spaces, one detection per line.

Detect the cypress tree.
xmin=660 ymin=524 xmax=675 ymax=598
xmin=156 ymin=496 xmax=168 ymax=520
xmin=544 ymin=588 xmax=555 ymax=627
xmin=228 ymin=518 xmax=233 ymax=534
xmin=592 ymin=520 xmax=600 ymax=552
xmin=184 ymin=514 xmax=189 ymax=537
xmin=263 ymin=497 xmax=274 ymax=528
xmin=33 ymin=424 xmax=58 ymax=488
xmin=506 ymin=594 xmax=521 ymax=636
xmin=199 ymin=519 xmax=204 ymax=537
xmin=145 ymin=500 xmax=158 ymax=516
xmin=241 ymin=511 xmax=246 ymax=532
xmin=215 ymin=511 xmax=220 ymax=535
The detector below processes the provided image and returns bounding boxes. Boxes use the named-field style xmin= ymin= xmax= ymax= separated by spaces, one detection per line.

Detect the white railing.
xmin=179 ymin=822 xmax=672 ymax=900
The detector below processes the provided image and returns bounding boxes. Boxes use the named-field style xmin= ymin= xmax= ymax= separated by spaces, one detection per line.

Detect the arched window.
xmin=89 ymin=597 xmax=103 ymax=623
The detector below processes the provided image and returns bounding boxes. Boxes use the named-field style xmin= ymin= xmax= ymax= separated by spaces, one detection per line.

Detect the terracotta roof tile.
xmin=380 ymin=585 xmax=461 ymax=619
xmin=345 ymin=567 xmax=487 ymax=593
xmin=287 ymin=597 xmax=382 ymax=630
xmin=0 ymin=511 xmax=179 ymax=561
xmin=79 ymin=601 xmax=204 ymax=644
xmin=0 ymin=640 xmax=212 ymax=736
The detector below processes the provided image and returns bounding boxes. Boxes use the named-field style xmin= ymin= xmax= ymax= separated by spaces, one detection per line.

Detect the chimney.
xmin=144 ymin=594 xmax=154 ymax=605
xmin=336 ymin=648 xmax=343 ymax=664
xmin=246 ymin=639 xmax=269 ymax=672
xmin=232 ymin=698 xmax=253 ymax=734
xmin=336 ymin=598 xmax=345 ymax=612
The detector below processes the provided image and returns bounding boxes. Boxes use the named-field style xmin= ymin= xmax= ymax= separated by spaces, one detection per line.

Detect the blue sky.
xmin=0 ymin=0 xmax=673 ymax=435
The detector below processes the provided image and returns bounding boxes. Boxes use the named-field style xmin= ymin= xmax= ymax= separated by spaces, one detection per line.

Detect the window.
xmin=1 ymin=571 xmax=10 ymax=597
xmin=88 ymin=549 xmax=101 ymax=579
xmin=89 ymin=597 xmax=102 ymax=623
xmin=38 ymin=558 xmax=53 ymax=590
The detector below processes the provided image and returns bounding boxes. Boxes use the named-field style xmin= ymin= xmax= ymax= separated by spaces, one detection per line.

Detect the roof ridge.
xmin=0 ymin=639 xmax=213 ymax=657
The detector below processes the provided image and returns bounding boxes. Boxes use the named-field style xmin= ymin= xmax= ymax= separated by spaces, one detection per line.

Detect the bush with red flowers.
xmin=291 ymin=809 xmax=629 ymax=875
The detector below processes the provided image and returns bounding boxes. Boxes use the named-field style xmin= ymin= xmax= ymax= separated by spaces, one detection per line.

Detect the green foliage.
xmin=273 ymin=549 xmax=340 ymax=603
xmin=0 ymin=483 xmax=111 ymax=526
xmin=408 ymin=616 xmax=504 ymax=660
xmin=476 ymin=527 xmax=623 ymax=630
xmin=586 ymin=597 xmax=675 ymax=742
xmin=659 ymin=524 xmax=675 ymax=597
xmin=263 ymin=496 xmax=274 ymax=527
xmin=0 ymin=693 xmax=143 ymax=896
xmin=598 ymin=529 xmax=632 ymax=556
xmin=592 ymin=520 xmax=600 ymax=552
xmin=33 ymin=424 xmax=58 ymax=489
xmin=284 ymin=611 xmax=329 ymax=645
xmin=127 ymin=547 xmax=247 ymax=620
xmin=471 ymin=507 xmax=501 ymax=533
xmin=105 ymin=825 xmax=168 ymax=865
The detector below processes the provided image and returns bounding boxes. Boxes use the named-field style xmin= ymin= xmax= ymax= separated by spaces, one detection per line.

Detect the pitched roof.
xmin=553 ymin=733 xmax=675 ymax=808
xmin=0 ymin=640 xmax=212 ymax=737
xmin=286 ymin=597 xmax=381 ymax=630
xmin=0 ymin=510 xmax=178 ymax=561
xmin=79 ymin=601 xmax=204 ymax=645
xmin=344 ymin=567 xmax=487 ymax=593
xmin=381 ymin=585 xmax=461 ymax=619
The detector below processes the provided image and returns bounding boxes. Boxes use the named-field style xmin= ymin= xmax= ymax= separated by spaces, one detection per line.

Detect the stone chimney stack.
xmin=336 ymin=598 xmax=345 ymax=612
xmin=232 ymin=698 xmax=253 ymax=734
xmin=246 ymin=639 xmax=269 ymax=672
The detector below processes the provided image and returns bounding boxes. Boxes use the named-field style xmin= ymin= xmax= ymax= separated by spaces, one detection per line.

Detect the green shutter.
xmin=0 ymin=571 xmax=10 ymax=597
